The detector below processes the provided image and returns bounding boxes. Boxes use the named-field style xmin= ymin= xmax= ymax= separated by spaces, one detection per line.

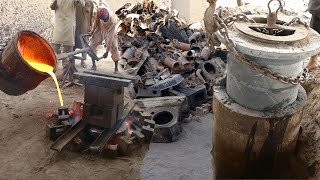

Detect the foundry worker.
xmin=89 ymin=5 xmax=121 ymax=72
xmin=306 ymin=0 xmax=320 ymax=70
xmin=50 ymin=0 xmax=85 ymax=79
xmin=75 ymin=0 xmax=94 ymax=68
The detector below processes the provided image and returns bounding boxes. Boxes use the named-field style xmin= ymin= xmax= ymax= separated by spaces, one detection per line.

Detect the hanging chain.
xmin=212 ymin=13 xmax=313 ymax=85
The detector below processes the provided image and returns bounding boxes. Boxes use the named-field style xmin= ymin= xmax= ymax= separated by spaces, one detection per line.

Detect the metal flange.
xmin=234 ymin=18 xmax=309 ymax=43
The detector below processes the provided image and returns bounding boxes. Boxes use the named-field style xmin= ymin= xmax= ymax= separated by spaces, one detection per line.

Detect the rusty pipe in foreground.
xmin=0 ymin=31 xmax=56 ymax=96
xmin=164 ymin=57 xmax=180 ymax=70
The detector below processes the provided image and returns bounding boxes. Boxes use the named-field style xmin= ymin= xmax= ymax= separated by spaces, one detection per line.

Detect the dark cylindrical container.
xmin=0 ymin=31 xmax=56 ymax=96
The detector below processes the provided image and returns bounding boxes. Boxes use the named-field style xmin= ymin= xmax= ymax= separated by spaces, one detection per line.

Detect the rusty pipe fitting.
xmin=171 ymin=39 xmax=191 ymax=51
xmin=201 ymin=46 xmax=211 ymax=61
xmin=178 ymin=55 xmax=191 ymax=68
xmin=196 ymin=69 xmax=206 ymax=83
xmin=157 ymin=63 xmax=165 ymax=72
xmin=182 ymin=50 xmax=196 ymax=60
xmin=196 ymin=69 xmax=212 ymax=91
xmin=186 ymin=29 xmax=194 ymax=38
xmin=164 ymin=57 xmax=180 ymax=70
xmin=188 ymin=32 xmax=205 ymax=44
xmin=149 ymin=22 xmax=159 ymax=32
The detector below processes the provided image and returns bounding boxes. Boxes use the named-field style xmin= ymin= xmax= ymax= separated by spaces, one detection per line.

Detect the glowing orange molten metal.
xmin=17 ymin=33 xmax=64 ymax=106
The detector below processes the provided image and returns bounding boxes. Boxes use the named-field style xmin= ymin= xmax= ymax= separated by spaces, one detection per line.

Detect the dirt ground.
xmin=0 ymin=56 xmax=148 ymax=179
xmin=0 ymin=0 xmax=318 ymax=179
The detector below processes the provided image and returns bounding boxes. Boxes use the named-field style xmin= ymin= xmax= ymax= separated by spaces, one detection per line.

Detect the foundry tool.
xmin=56 ymin=34 xmax=104 ymax=88
xmin=0 ymin=31 xmax=57 ymax=96
xmin=50 ymin=71 xmax=136 ymax=154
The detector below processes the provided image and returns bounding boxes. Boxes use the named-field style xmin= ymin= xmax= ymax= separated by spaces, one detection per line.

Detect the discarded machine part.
xmin=213 ymin=85 xmax=307 ymax=178
xmin=47 ymin=121 xmax=72 ymax=141
xmin=186 ymin=29 xmax=194 ymax=37
xmin=136 ymin=87 xmax=162 ymax=98
xmin=143 ymin=119 xmax=156 ymax=129
xmin=189 ymin=32 xmax=205 ymax=44
xmin=89 ymin=102 xmax=135 ymax=154
xmin=152 ymin=74 xmax=184 ymax=91
xmin=151 ymin=108 xmax=181 ymax=143
xmin=190 ymin=46 xmax=201 ymax=53
xmin=215 ymin=15 xmax=320 ymax=110
xmin=122 ymin=47 xmax=135 ymax=60
xmin=200 ymin=58 xmax=226 ymax=82
xmin=164 ymin=57 xmax=180 ymax=70
xmin=148 ymin=22 xmax=159 ymax=32
xmin=171 ymin=39 xmax=191 ymax=51
xmin=176 ymin=85 xmax=207 ymax=109
xmin=167 ymin=19 xmax=189 ymax=43
xmin=177 ymin=56 xmax=191 ymax=68
xmin=200 ymin=46 xmax=211 ymax=61
xmin=182 ymin=50 xmax=196 ymax=59
xmin=0 ymin=31 xmax=56 ymax=96
xmin=141 ymin=125 xmax=154 ymax=143
xmin=118 ymin=130 xmax=145 ymax=156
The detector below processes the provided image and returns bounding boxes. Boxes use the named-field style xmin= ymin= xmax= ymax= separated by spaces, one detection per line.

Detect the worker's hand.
xmin=103 ymin=51 xmax=109 ymax=59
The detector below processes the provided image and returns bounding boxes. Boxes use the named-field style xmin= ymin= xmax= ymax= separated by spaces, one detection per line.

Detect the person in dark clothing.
xmin=307 ymin=0 xmax=320 ymax=70
xmin=74 ymin=0 xmax=94 ymax=68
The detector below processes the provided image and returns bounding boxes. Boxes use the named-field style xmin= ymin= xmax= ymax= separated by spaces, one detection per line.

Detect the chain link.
xmin=283 ymin=17 xmax=309 ymax=28
xmin=213 ymin=14 xmax=313 ymax=85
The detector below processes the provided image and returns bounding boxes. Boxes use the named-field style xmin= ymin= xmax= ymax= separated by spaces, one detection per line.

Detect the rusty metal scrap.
xmin=116 ymin=0 xmax=227 ymax=111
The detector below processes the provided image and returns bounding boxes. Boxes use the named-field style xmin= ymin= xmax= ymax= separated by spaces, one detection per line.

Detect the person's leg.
xmin=62 ymin=45 xmax=74 ymax=82
xmin=89 ymin=30 xmax=103 ymax=71
xmin=110 ymin=47 xmax=121 ymax=73
xmin=306 ymin=15 xmax=320 ymax=70
xmin=52 ymin=44 xmax=64 ymax=80
xmin=81 ymin=53 xmax=87 ymax=68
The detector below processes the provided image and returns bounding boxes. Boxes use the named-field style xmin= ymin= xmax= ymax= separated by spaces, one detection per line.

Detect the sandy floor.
xmin=0 ymin=56 xmax=148 ymax=179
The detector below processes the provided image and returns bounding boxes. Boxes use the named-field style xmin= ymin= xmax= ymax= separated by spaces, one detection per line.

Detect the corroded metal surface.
xmin=213 ymin=85 xmax=307 ymax=178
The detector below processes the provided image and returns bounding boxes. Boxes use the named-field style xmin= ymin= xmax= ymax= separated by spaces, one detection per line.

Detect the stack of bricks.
xmin=83 ymin=85 xmax=124 ymax=128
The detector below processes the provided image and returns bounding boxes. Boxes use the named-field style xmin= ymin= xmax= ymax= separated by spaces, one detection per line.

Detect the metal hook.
xmin=268 ymin=0 xmax=283 ymax=14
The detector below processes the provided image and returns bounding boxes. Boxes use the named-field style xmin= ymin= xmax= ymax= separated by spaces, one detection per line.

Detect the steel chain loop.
xmin=213 ymin=14 xmax=313 ymax=85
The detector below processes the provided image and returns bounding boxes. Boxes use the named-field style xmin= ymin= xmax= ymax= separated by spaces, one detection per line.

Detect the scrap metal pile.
xmin=116 ymin=1 xmax=227 ymax=113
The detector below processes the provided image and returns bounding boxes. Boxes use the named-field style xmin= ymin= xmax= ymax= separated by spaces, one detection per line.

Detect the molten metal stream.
xmin=26 ymin=61 xmax=64 ymax=107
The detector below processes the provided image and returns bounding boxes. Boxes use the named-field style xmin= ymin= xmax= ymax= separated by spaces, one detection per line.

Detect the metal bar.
xmin=50 ymin=119 xmax=88 ymax=151
xmin=89 ymin=102 xmax=135 ymax=154
xmin=74 ymin=72 xmax=132 ymax=88
xmin=83 ymin=70 xmax=136 ymax=82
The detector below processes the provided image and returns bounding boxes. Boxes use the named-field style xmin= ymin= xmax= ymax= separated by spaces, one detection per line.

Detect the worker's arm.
xmin=90 ymin=14 xmax=100 ymax=34
xmin=88 ymin=1 xmax=94 ymax=30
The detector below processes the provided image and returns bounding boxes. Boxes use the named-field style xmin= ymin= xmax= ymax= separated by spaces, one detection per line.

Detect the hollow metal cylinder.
xmin=213 ymin=85 xmax=307 ymax=179
xmin=215 ymin=18 xmax=320 ymax=111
